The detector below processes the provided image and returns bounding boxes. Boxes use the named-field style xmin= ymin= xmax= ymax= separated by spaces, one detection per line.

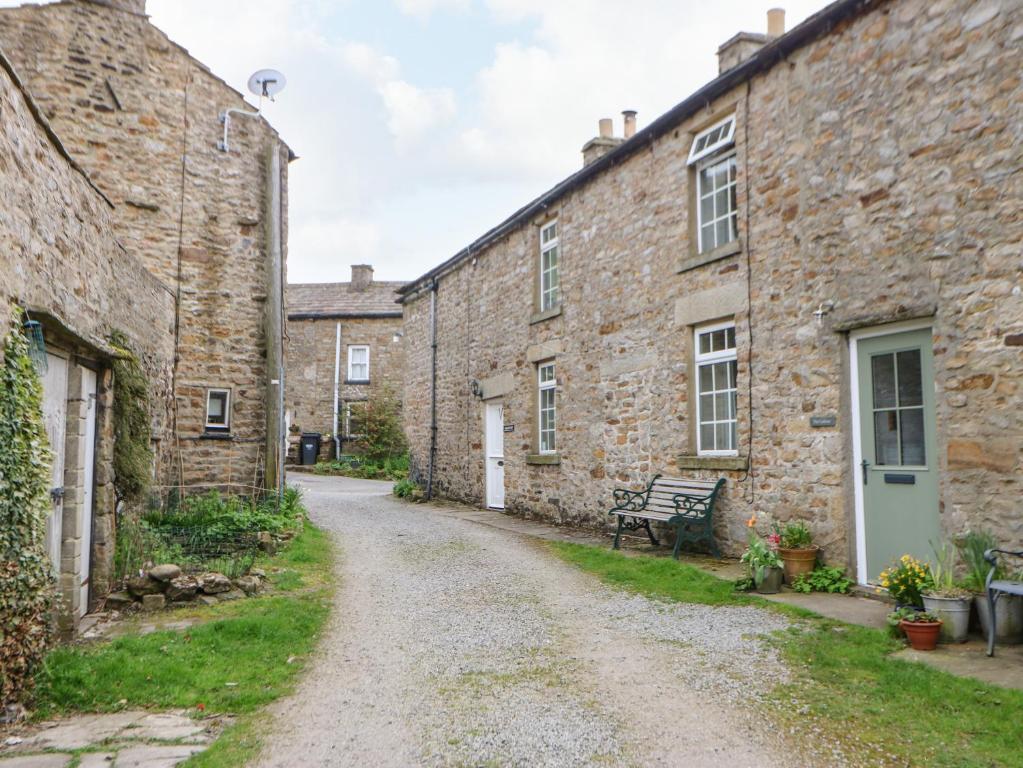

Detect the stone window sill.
xmin=529 ymin=305 xmax=563 ymax=325
xmin=344 ymin=379 xmax=370 ymax=385
xmin=676 ymin=454 xmax=748 ymax=471
xmin=526 ymin=453 xmax=561 ymax=465
xmin=678 ymin=239 xmax=742 ymax=274
xmin=201 ymin=431 xmax=233 ymax=440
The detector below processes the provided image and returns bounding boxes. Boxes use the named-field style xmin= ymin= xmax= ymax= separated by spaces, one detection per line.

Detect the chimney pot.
xmin=622 ymin=110 xmax=637 ymax=139
xmin=351 ymin=264 xmax=373 ymax=291
xmin=598 ymin=118 xmax=613 ymax=138
xmin=767 ymin=7 xmax=785 ymax=37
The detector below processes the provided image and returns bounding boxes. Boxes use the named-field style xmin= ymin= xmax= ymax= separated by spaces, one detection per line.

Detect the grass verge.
xmin=548 ymin=541 xmax=1023 ymax=768
xmin=33 ymin=520 xmax=334 ymax=767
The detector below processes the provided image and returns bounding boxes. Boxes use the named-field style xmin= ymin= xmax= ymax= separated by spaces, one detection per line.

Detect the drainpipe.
xmin=333 ymin=321 xmax=341 ymax=459
xmin=427 ymin=279 xmax=439 ymax=500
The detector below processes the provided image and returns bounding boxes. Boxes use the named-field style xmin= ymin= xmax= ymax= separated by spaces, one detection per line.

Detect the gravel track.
xmin=253 ymin=475 xmax=841 ymax=767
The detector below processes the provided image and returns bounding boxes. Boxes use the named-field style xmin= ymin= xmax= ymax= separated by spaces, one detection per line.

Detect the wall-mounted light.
xmin=469 ymin=379 xmax=483 ymax=399
xmin=392 ymin=331 xmax=404 ymax=343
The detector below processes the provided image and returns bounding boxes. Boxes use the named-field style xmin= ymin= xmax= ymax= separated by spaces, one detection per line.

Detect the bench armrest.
xmin=984 ymin=549 xmax=1023 ymax=590
xmin=611 ymin=488 xmax=646 ymax=512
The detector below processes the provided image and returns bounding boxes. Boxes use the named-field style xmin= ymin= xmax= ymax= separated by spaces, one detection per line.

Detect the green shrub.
xmin=314 ymin=454 xmax=409 ymax=481
xmin=0 ymin=309 xmax=56 ymax=706
xmin=393 ymin=478 xmax=417 ymax=498
xmin=108 ymin=332 xmax=152 ymax=506
xmin=359 ymin=386 xmax=407 ymax=461
xmin=791 ymin=566 xmax=853 ymax=594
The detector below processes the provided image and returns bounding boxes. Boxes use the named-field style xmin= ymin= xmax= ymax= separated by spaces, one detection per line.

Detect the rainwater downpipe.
xmin=333 ymin=321 xmax=342 ymax=459
xmin=427 ymin=279 xmax=439 ymax=500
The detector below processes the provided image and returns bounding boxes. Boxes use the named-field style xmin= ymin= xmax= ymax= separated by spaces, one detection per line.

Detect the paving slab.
xmin=0 ymin=755 xmax=70 ymax=767
xmin=112 ymin=745 xmax=204 ymax=768
xmin=123 ymin=712 xmax=208 ymax=744
xmin=17 ymin=712 xmax=145 ymax=751
xmin=894 ymin=641 xmax=1023 ymax=691
xmin=76 ymin=753 xmax=115 ymax=767
xmin=760 ymin=590 xmax=890 ymax=629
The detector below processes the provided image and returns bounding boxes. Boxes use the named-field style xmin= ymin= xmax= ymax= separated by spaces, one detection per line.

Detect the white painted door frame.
xmin=80 ymin=367 xmax=98 ymax=616
xmin=849 ymin=318 xmax=934 ymax=585
xmin=484 ymin=402 xmax=505 ymax=510
xmin=41 ymin=351 xmax=69 ymax=576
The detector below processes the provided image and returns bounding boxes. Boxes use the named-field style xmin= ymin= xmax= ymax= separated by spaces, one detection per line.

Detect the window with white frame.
xmin=539 ymin=220 xmax=560 ymax=312
xmin=205 ymin=388 xmax=231 ymax=431
xmin=694 ymin=322 xmax=737 ymax=455
xmin=345 ymin=401 xmax=366 ymax=438
xmin=687 ymin=115 xmax=738 ymax=254
xmin=538 ymin=361 xmax=557 ymax=454
xmin=347 ymin=345 xmax=369 ymax=381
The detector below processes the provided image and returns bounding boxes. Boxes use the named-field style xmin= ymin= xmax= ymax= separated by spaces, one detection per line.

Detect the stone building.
xmin=0 ymin=0 xmax=291 ymax=495
xmin=400 ymin=0 xmax=1023 ymax=583
xmin=285 ymin=266 xmax=406 ymax=461
xmin=0 ymin=45 xmax=175 ymax=630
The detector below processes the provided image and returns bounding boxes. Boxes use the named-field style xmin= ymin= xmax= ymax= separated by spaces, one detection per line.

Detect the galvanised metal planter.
xmin=922 ymin=594 xmax=972 ymax=644
xmin=755 ymin=566 xmax=784 ymax=594
xmin=901 ymin=620 xmax=942 ymax=651
xmin=975 ymin=593 xmax=1023 ymax=645
xmin=778 ymin=546 xmax=818 ymax=585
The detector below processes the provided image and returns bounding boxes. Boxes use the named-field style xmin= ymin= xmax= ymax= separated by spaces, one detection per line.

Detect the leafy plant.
xmin=791 ymin=566 xmax=853 ymax=594
xmin=878 ymin=555 xmax=933 ymax=608
xmin=773 ymin=520 xmax=813 ymax=549
xmin=924 ymin=541 xmax=971 ymax=599
xmin=0 ymin=309 xmax=56 ymax=707
xmin=901 ymin=610 xmax=941 ymax=624
xmin=352 ymin=386 xmax=407 ymax=462
xmin=315 ymin=454 xmax=409 ymax=481
xmin=393 ymin=478 xmax=418 ymax=498
xmin=740 ymin=531 xmax=782 ymax=583
xmin=957 ymin=530 xmax=1002 ymax=593
xmin=108 ymin=331 xmax=152 ymax=506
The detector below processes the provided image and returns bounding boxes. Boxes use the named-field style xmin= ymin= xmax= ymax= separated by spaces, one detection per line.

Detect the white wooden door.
xmin=41 ymin=353 xmax=68 ymax=576
xmin=484 ymin=403 xmax=505 ymax=510
xmin=80 ymin=367 xmax=98 ymax=615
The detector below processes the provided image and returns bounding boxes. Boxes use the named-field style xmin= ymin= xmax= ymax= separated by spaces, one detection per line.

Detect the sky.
xmin=5 ymin=0 xmax=829 ymax=283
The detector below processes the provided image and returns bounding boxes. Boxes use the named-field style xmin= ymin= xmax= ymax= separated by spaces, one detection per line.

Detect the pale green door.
xmin=857 ymin=328 xmax=940 ymax=581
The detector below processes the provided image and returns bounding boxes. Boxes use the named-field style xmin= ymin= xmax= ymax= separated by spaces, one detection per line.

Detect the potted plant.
xmin=959 ymin=530 xmax=1023 ymax=644
xmin=741 ymin=516 xmax=783 ymax=594
xmin=899 ymin=610 xmax=943 ymax=651
xmin=878 ymin=555 xmax=932 ymax=609
xmin=773 ymin=521 xmax=818 ymax=585
xmin=921 ymin=542 xmax=972 ymax=644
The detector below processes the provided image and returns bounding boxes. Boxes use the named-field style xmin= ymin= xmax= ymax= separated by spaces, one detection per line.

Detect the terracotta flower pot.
xmin=778 ymin=546 xmax=818 ymax=585
xmin=901 ymin=620 xmax=942 ymax=651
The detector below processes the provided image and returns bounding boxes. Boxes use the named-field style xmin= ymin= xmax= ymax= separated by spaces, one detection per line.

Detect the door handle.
xmin=861 ymin=460 xmax=869 ymax=486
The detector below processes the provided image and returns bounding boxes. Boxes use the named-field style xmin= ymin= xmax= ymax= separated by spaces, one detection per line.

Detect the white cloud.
xmin=288 ymin=216 xmax=381 ymax=283
xmin=395 ymin=0 xmax=470 ymax=19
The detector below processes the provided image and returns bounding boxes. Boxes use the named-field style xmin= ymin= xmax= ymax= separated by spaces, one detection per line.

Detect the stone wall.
xmin=402 ymin=0 xmax=1023 ymax=573
xmin=286 ymin=315 xmax=406 ymax=458
xmin=0 ymin=47 xmax=175 ymax=627
xmin=0 ymin=0 xmax=290 ymax=493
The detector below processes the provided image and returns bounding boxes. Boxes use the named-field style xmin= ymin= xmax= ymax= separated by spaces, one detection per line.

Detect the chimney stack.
xmin=622 ymin=110 xmax=637 ymax=139
xmin=717 ymin=7 xmax=785 ymax=74
xmin=351 ymin=264 xmax=373 ymax=292
xmin=581 ymin=118 xmax=623 ymax=167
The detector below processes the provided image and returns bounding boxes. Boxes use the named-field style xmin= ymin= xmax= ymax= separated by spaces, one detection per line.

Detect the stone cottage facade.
xmin=400 ymin=0 xmax=1023 ymax=583
xmin=0 ymin=0 xmax=291 ymax=495
xmin=286 ymin=266 xmax=406 ymax=461
xmin=0 ymin=45 xmax=175 ymax=630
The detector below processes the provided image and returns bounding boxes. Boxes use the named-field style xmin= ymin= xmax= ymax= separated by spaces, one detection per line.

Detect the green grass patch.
xmin=32 ymin=518 xmax=335 ymax=767
xmin=547 ymin=541 xmax=1023 ymax=768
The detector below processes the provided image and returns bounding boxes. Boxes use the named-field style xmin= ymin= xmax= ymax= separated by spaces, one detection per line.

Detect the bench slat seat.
xmin=608 ymin=474 xmax=725 ymax=559
xmin=984 ymin=549 xmax=1023 ymax=657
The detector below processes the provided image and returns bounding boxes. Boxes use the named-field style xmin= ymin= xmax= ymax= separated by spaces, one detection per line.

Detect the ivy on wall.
xmin=109 ymin=331 xmax=152 ymax=506
xmin=0 ymin=307 xmax=56 ymax=707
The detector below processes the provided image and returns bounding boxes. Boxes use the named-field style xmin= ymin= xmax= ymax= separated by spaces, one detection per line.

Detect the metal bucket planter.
xmin=975 ymin=593 xmax=1023 ymax=645
xmin=922 ymin=594 xmax=972 ymax=643
xmin=755 ymin=566 xmax=784 ymax=594
xmin=778 ymin=546 xmax=818 ymax=585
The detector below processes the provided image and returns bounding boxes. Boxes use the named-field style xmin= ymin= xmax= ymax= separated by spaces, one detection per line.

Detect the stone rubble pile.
xmin=104 ymin=565 xmax=269 ymax=612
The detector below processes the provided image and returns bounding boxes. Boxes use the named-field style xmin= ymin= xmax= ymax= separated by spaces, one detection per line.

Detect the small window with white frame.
xmin=539 ymin=220 xmax=560 ymax=312
xmin=687 ymin=115 xmax=738 ymax=254
xmin=538 ymin=361 xmax=557 ymax=454
xmin=205 ymin=388 xmax=231 ymax=432
xmin=347 ymin=345 xmax=369 ymax=382
xmin=694 ymin=322 xmax=737 ymax=456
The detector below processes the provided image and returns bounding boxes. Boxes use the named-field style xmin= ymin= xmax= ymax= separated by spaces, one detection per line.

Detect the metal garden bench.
xmin=609 ymin=474 xmax=726 ymax=559
xmin=984 ymin=548 xmax=1023 ymax=657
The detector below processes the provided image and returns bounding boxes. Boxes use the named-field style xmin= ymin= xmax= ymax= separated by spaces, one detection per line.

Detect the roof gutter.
xmin=287 ymin=311 xmax=404 ymax=321
xmin=398 ymin=0 xmax=877 ymax=302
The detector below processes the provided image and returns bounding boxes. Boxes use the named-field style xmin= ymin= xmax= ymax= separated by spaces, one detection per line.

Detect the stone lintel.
xmin=526 ymin=339 xmax=563 ymax=363
xmin=674 ymin=282 xmax=746 ymax=327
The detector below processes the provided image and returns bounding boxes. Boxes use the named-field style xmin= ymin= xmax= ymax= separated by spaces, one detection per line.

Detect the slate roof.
xmin=286 ymin=281 xmax=406 ymax=319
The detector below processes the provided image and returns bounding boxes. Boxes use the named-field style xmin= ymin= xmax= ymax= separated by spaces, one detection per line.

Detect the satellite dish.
xmin=247 ymin=69 xmax=287 ymax=101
